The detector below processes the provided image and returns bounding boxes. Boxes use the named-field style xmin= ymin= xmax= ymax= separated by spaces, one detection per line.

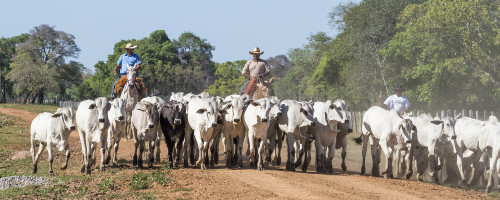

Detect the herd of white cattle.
xmin=28 ymin=92 xmax=500 ymax=193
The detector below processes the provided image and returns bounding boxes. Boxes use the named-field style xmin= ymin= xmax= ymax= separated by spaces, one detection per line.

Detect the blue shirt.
xmin=117 ymin=53 xmax=141 ymax=74
xmin=384 ymin=94 xmax=410 ymax=115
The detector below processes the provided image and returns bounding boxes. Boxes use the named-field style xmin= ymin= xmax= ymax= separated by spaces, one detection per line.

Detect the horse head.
xmin=126 ymin=64 xmax=138 ymax=88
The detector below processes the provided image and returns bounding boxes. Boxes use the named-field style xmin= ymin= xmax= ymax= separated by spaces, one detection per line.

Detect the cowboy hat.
xmin=124 ymin=43 xmax=138 ymax=50
xmin=393 ymin=85 xmax=403 ymax=90
xmin=249 ymin=47 xmax=264 ymax=55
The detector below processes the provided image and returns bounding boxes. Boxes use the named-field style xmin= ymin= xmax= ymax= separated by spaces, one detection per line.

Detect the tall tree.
xmin=0 ymin=34 xmax=29 ymax=102
xmin=7 ymin=24 xmax=81 ymax=104
xmin=206 ymin=60 xmax=247 ymax=97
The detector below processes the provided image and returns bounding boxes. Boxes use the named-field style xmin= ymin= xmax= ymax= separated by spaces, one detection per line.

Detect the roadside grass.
xmin=0 ymin=104 xmax=59 ymax=114
xmin=171 ymin=188 xmax=192 ymax=193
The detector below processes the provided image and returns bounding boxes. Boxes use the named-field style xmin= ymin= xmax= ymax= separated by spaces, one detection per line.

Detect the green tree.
xmin=0 ymin=34 xmax=29 ymax=102
xmin=384 ymin=0 xmax=500 ymax=111
xmin=7 ymin=24 xmax=82 ymax=104
xmin=206 ymin=60 xmax=247 ymax=96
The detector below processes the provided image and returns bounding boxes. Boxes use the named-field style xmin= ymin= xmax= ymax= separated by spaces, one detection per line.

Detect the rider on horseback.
xmin=111 ymin=43 xmax=142 ymax=99
xmin=239 ymin=47 xmax=271 ymax=96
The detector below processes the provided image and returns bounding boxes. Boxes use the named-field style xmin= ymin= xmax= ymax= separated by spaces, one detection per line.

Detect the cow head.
xmin=222 ymin=95 xmax=247 ymax=124
xmin=52 ymin=107 xmax=76 ymax=131
xmin=89 ymin=97 xmax=110 ymax=130
xmin=109 ymin=98 xmax=126 ymax=122
xmin=269 ymin=96 xmax=282 ymax=121
xmin=135 ymin=101 xmax=157 ymax=129
xmin=433 ymin=116 xmax=457 ymax=143
xmin=246 ymin=98 xmax=272 ymax=123
xmin=161 ymin=100 xmax=184 ymax=127
xmin=398 ymin=119 xmax=415 ymax=144
xmin=195 ymin=98 xmax=224 ymax=128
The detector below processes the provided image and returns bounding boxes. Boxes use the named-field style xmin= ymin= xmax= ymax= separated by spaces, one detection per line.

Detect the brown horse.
xmin=252 ymin=77 xmax=275 ymax=99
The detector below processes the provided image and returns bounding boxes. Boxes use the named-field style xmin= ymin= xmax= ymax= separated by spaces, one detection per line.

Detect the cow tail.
xmin=354 ymin=122 xmax=371 ymax=145
xmin=353 ymin=135 xmax=363 ymax=145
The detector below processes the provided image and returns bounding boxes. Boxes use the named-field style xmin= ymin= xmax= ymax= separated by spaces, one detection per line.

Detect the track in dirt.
xmin=0 ymin=107 xmax=490 ymax=199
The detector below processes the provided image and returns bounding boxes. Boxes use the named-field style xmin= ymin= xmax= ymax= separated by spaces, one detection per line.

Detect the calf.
xmin=313 ymin=99 xmax=348 ymax=173
xmin=277 ymin=100 xmax=315 ymax=171
xmin=30 ymin=107 xmax=75 ymax=175
xmin=141 ymin=96 xmax=165 ymax=163
xmin=265 ymin=96 xmax=282 ymax=166
xmin=221 ymin=94 xmax=250 ymax=168
xmin=105 ymin=98 xmax=126 ymax=166
xmin=76 ymin=97 xmax=110 ymax=174
xmin=159 ymin=100 xmax=186 ymax=167
xmin=409 ymin=115 xmax=459 ymax=183
xmin=244 ymin=98 xmax=273 ymax=171
xmin=354 ymin=106 xmax=415 ymax=179
xmin=131 ymin=101 xmax=158 ymax=168
xmin=187 ymin=97 xmax=226 ymax=170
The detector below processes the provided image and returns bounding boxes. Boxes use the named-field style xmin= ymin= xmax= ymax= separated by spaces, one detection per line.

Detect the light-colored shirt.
xmin=384 ymin=94 xmax=410 ymax=114
xmin=242 ymin=59 xmax=270 ymax=78
xmin=117 ymin=53 xmax=141 ymax=74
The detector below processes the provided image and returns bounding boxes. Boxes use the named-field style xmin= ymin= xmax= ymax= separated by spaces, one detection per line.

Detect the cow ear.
xmin=225 ymin=103 xmax=232 ymax=109
xmin=300 ymin=108 xmax=309 ymax=116
xmin=219 ymin=109 xmax=228 ymax=115
xmin=196 ymin=109 xmax=207 ymax=114
xmin=329 ymin=104 xmax=336 ymax=109
xmin=136 ymin=103 xmax=147 ymax=111
xmin=52 ymin=113 xmax=62 ymax=118
xmin=250 ymin=101 xmax=261 ymax=107
xmin=431 ymin=120 xmax=443 ymax=125
xmin=89 ymin=104 xmax=96 ymax=109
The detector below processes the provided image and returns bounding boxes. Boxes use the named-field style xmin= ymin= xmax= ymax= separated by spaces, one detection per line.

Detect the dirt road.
xmin=0 ymin=107 xmax=490 ymax=199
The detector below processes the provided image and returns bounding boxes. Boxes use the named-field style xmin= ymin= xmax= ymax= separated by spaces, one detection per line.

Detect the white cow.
xmin=221 ymin=94 xmax=249 ymax=168
xmin=265 ymin=96 xmax=282 ymax=166
xmin=453 ymin=117 xmax=489 ymax=187
xmin=141 ymin=96 xmax=166 ymax=163
xmin=244 ymin=98 xmax=273 ymax=171
xmin=293 ymin=100 xmax=315 ymax=172
xmin=355 ymin=106 xmax=415 ymax=179
xmin=131 ymin=101 xmax=158 ymax=168
xmin=188 ymin=97 xmax=226 ymax=170
xmin=30 ymin=107 xmax=75 ymax=175
xmin=76 ymin=97 xmax=110 ymax=174
xmin=313 ymin=99 xmax=348 ymax=173
xmin=277 ymin=100 xmax=315 ymax=171
xmin=105 ymin=98 xmax=126 ymax=166
xmin=408 ymin=115 xmax=460 ymax=183
xmin=478 ymin=116 xmax=500 ymax=193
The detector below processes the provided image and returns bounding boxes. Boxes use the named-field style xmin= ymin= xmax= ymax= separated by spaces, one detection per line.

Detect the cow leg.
xmin=267 ymin=125 xmax=276 ymax=163
xmin=194 ymin=132 xmax=206 ymax=170
xmin=61 ymin=144 xmax=70 ymax=170
xmin=360 ymin=134 xmax=368 ymax=175
xmin=78 ymin=130 xmax=89 ymax=174
xmin=204 ymin=140 xmax=210 ymax=168
xmin=379 ymin=140 xmax=393 ymax=178
xmin=452 ymin=142 xmax=466 ymax=185
xmin=275 ymin=130 xmax=284 ymax=166
xmin=245 ymin=133 xmax=250 ymax=156
xmin=486 ymin=149 xmax=499 ymax=193
xmin=326 ymin=143 xmax=336 ymax=174
xmin=224 ymin=132 xmax=233 ymax=168
xmin=105 ymin=131 xmax=112 ymax=165
xmin=249 ymin=132 xmax=256 ymax=168
xmin=155 ymin=131 xmax=161 ymax=163
xmin=341 ymin=137 xmax=347 ymax=172
xmin=33 ymin=142 xmax=46 ymax=174
xmin=183 ymin=127 xmax=193 ymax=167
xmin=100 ymin=138 xmax=107 ymax=171
xmin=137 ymin=141 xmax=144 ymax=169
xmin=286 ymin=132 xmax=295 ymax=171
xmin=294 ymin=141 xmax=303 ymax=169
xmin=258 ymin=139 xmax=265 ymax=171
xmin=469 ymin=150 xmax=485 ymax=186
xmin=237 ymin=136 xmax=244 ymax=168
xmin=302 ymin=139 xmax=311 ymax=172
xmin=371 ymin=137 xmax=381 ymax=177
xmin=148 ymin=138 xmax=155 ymax=168
xmin=164 ymin=132 xmax=174 ymax=168
xmin=315 ymin=138 xmax=325 ymax=173
xmin=112 ymin=131 xmax=122 ymax=166
xmin=133 ymin=138 xmax=139 ymax=168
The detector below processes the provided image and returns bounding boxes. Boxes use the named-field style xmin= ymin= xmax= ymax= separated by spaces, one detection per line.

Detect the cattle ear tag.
xmin=52 ymin=113 xmax=62 ymax=118
xmin=196 ymin=109 xmax=207 ymax=114
xmin=89 ymin=104 xmax=96 ymax=109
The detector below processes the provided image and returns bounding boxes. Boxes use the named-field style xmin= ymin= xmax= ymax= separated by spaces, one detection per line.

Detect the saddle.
xmin=114 ymin=75 xmax=147 ymax=99
xmin=243 ymin=78 xmax=258 ymax=96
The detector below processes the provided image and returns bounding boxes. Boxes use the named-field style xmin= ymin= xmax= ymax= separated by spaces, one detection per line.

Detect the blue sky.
xmin=0 ymin=0 xmax=358 ymax=72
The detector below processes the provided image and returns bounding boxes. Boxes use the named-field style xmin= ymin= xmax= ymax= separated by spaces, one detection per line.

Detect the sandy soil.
xmin=0 ymin=107 xmax=491 ymax=199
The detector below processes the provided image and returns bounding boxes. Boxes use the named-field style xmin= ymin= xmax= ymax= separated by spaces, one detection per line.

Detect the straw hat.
xmin=124 ymin=43 xmax=138 ymax=50
xmin=249 ymin=47 xmax=264 ymax=55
